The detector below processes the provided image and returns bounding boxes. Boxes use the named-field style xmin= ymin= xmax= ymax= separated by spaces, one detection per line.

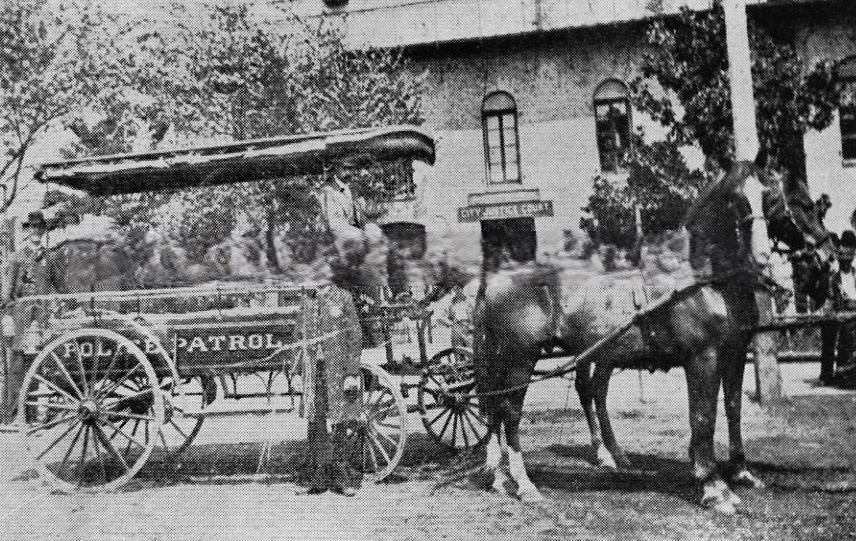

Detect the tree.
xmin=0 ymin=0 xmax=130 ymax=210
xmin=582 ymin=0 xmax=844 ymax=250
xmin=74 ymin=1 xmax=425 ymax=270
xmin=634 ymin=0 xmax=841 ymax=178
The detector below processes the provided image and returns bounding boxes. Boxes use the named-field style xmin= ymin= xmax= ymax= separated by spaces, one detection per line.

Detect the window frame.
xmin=593 ymin=79 xmax=633 ymax=174
xmin=840 ymin=56 xmax=856 ymax=166
xmin=481 ymin=92 xmax=522 ymax=185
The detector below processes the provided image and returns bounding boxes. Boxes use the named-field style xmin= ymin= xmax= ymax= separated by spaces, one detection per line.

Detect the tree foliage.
xmin=583 ymin=0 xmax=844 ymax=251
xmin=71 ymin=1 xmax=425 ymax=268
xmin=634 ymin=0 xmax=841 ymax=177
xmin=0 ymin=0 xmax=129 ymax=210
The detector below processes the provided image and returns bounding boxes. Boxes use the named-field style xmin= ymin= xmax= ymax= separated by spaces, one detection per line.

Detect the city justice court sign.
xmin=457 ymin=200 xmax=554 ymax=222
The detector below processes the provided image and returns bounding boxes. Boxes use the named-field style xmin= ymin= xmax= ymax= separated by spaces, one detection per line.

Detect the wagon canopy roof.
xmin=35 ymin=125 xmax=435 ymax=196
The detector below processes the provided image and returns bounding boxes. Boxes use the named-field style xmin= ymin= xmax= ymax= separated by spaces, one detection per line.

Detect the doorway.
xmin=481 ymin=218 xmax=536 ymax=270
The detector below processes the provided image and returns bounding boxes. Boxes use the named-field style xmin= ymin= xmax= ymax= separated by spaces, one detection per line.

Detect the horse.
xmin=472 ymin=161 xmax=799 ymax=512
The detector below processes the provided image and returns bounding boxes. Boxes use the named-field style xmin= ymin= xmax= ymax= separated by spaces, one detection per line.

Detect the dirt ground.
xmin=3 ymin=363 xmax=856 ymax=541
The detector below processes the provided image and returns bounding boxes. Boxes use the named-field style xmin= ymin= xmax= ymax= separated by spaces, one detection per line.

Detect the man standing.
xmin=2 ymin=211 xmax=48 ymax=422
xmin=820 ymin=230 xmax=856 ymax=385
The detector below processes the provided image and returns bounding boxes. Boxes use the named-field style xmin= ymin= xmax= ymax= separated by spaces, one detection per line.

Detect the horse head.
xmin=682 ymin=161 xmax=776 ymax=281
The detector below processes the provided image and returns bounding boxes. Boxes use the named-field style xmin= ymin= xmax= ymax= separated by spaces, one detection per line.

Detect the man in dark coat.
xmin=2 ymin=212 xmax=48 ymax=422
xmin=823 ymin=230 xmax=856 ymax=385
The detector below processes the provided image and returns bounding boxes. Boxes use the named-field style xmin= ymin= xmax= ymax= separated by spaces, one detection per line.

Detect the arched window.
xmin=482 ymin=92 xmax=521 ymax=184
xmin=594 ymin=79 xmax=632 ymax=173
xmin=840 ymin=57 xmax=856 ymax=163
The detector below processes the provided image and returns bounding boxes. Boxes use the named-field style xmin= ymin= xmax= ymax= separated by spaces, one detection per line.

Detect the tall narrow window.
xmin=840 ymin=57 xmax=856 ymax=163
xmin=594 ymin=79 xmax=632 ymax=173
xmin=482 ymin=92 xmax=521 ymax=184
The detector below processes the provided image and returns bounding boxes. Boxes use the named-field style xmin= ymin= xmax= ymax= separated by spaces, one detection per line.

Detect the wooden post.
xmin=723 ymin=0 xmax=759 ymax=162
xmin=753 ymin=291 xmax=782 ymax=404
xmin=724 ymin=0 xmax=782 ymax=403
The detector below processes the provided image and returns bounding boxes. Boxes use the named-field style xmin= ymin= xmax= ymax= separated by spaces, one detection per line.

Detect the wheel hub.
xmin=78 ymin=399 xmax=99 ymax=422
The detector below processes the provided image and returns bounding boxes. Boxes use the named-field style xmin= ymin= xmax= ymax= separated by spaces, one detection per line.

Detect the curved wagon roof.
xmin=35 ymin=125 xmax=435 ymax=195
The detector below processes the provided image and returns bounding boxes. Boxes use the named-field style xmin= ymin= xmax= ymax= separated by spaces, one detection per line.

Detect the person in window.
xmin=820 ymin=230 xmax=856 ymax=386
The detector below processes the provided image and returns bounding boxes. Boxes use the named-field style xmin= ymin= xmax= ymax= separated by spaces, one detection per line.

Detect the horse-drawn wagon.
xmin=7 ymin=125 xmax=473 ymax=492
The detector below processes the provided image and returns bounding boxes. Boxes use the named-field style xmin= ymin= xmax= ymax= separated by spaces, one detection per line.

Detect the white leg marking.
xmin=597 ymin=445 xmax=618 ymax=470
xmin=701 ymin=479 xmax=737 ymax=515
xmin=485 ymin=433 xmax=502 ymax=471
xmin=509 ymin=449 xmax=543 ymax=502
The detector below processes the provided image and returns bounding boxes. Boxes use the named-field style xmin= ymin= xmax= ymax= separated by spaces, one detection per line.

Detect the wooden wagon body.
xmin=9 ymin=126 xmax=437 ymax=492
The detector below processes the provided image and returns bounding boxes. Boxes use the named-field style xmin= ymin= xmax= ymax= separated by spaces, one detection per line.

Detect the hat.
xmin=837 ymin=230 xmax=856 ymax=258
xmin=21 ymin=211 xmax=46 ymax=229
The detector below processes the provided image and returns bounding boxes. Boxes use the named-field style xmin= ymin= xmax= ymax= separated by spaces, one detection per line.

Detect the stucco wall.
xmin=407 ymin=27 xmax=668 ymax=260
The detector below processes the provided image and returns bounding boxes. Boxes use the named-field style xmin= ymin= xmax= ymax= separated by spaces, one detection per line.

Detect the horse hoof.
xmin=518 ymin=486 xmax=544 ymax=503
xmin=596 ymin=449 xmax=618 ymax=470
xmin=710 ymin=499 xmax=737 ymax=516
xmin=732 ymin=470 xmax=764 ymax=489
xmin=725 ymin=489 xmax=741 ymax=506
xmin=701 ymin=481 xmax=737 ymax=515
xmin=615 ymin=454 xmax=632 ymax=469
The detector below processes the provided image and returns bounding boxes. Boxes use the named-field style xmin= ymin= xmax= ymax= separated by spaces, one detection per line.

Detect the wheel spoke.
xmin=32 ymin=373 xmax=80 ymax=406
xmin=461 ymin=407 xmax=485 ymax=436
xmin=71 ymin=340 xmax=90 ymax=397
xmin=103 ymin=388 xmax=154 ymax=411
xmin=158 ymin=429 xmax=170 ymax=453
xmin=168 ymin=419 xmax=189 ymax=440
xmin=368 ymin=430 xmax=392 ymax=467
xmin=427 ymin=406 xmax=450 ymax=428
xmin=97 ymin=363 xmax=143 ymax=400
xmin=77 ymin=425 xmax=90 ymax=487
xmin=460 ymin=413 xmax=470 ymax=448
xmin=94 ymin=424 xmax=130 ymax=472
xmin=107 ymin=411 xmax=156 ymax=423
xmin=107 ymin=418 xmax=148 ymax=454
xmin=48 ymin=352 xmax=84 ymax=399
xmin=369 ymin=402 xmax=399 ymax=421
xmin=57 ymin=423 xmax=85 ymax=481
xmin=92 ymin=345 xmax=122 ymax=396
xmin=449 ymin=411 xmax=459 ymax=447
xmin=437 ymin=407 xmax=454 ymax=442
xmin=365 ymin=434 xmax=379 ymax=472
xmin=35 ymin=419 xmax=80 ymax=460
xmin=24 ymin=400 xmax=77 ymax=412
xmin=108 ymin=419 xmax=129 ymax=442
xmin=91 ymin=425 xmax=107 ymax=485
xmin=373 ymin=425 xmax=400 ymax=449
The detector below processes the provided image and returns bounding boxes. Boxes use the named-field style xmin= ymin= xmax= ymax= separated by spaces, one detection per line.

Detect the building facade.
xmin=293 ymin=0 xmax=856 ymax=265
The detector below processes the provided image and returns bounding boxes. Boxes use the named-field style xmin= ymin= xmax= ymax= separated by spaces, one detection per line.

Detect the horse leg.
xmin=575 ymin=359 xmax=610 ymax=467
xmin=592 ymin=360 xmax=629 ymax=469
xmin=485 ymin=423 xmax=509 ymax=493
xmin=685 ymin=346 xmax=736 ymax=515
xmin=505 ymin=356 xmax=543 ymax=502
xmin=722 ymin=340 xmax=764 ymax=490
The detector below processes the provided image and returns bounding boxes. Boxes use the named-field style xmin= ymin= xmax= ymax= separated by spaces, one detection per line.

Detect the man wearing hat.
xmin=820 ymin=230 xmax=856 ymax=385
xmin=1 ymin=211 xmax=48 ymax=421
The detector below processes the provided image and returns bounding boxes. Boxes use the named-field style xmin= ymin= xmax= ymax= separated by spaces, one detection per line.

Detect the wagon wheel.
xmin=418 ymin=347 xmax=488 ymax=449
xmin=17 ymin=329 xmax=164 ymax=493
xmin=154 ymin=375 xmax=218 ymax=456
xmin=353 ymin=362 xmax=407 ymax=481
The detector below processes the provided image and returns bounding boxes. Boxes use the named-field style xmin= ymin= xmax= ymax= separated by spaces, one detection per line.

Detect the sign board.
xmin=457 ymin=200 xmax=554 ymax=223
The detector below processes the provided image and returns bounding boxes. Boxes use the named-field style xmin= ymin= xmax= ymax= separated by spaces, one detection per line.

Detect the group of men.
xmin=791 ymin=202 xmax=856 ymax=386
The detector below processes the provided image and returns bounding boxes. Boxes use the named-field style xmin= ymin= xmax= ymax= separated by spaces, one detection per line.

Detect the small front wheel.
xmin=17 ymin=329 xmax=164 ymax=492
xmin=354 ymin=362 xmax=407 ymax=481
xmin=418 ymin=347 xmax=488 ymax=449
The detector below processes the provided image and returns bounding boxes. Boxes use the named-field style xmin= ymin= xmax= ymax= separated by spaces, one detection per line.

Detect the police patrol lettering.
xmin=62 ymin=333 xmax=286 ymax=358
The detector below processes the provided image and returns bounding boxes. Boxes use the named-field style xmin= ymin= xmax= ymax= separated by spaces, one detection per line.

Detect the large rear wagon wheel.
xmin=17 ymin=329 xmax=164 ymax=493
xmin=157 ymin=376 xmax=217 ymax=456
xmin=418 ymin=347 xmax=488 ymax=449
xmin=355 ymin=362 xmax=407 ymax=481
